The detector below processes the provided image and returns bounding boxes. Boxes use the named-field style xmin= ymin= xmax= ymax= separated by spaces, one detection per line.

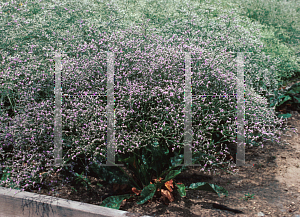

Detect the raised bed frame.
xmin=0 ymin=186 xmax=152 ymax=217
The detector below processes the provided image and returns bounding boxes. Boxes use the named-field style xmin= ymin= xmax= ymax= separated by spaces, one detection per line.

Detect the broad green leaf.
xmin=88 ymin=163 xmax=132 ymax=186
xmin=163 ymin=169 xmax=183 ymax=183
xmin=100 ymin=194 xmax=136 ymax=210
xmin=174 ymin=183 xmax=186 ymax=197
xmin=286 ymin=82 xmax=300 ymax=94
xmin=136 ymin=183 xmax=157 ymax=205
xmin=278 ymin=113 xmax=292 ymax=118
xmin=294 ymin=95 xmax=300 ymax=103
xmin=185 ymin=182 xmax=228 ymax=197
xmin=277 ymin=95 xmax=292 ymax=106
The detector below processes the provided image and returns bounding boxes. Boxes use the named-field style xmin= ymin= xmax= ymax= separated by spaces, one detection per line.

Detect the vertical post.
xmin=49 ymin=50 xmax=71 ymax=169
xmin=183 ymin=52 xmax=193 ymax=166
xmin=101 ymin=52 xmax=123 ymax=167
xmin=176 ymin=51 xmax=248 ymax=167
xmin=53 ymin=51 xmax=63 ymax=167
xmin=107 ymin=52 xmax=116 ymax=166
xmin=176 ymin=52 xmax=202 ymax=167
xmin=236 ymin=52 xmax=245 ymax=166
xmin=50 ymin=50 xmax=123 ymax=168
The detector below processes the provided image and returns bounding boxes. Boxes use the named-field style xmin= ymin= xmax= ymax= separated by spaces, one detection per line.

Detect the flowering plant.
xmin=88 ymin=139 xmax=229 ymax=209
xmin=0 ymin=0 xmax=291 ymax=195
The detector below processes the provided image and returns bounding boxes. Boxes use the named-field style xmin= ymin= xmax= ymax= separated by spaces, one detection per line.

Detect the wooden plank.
xmin=0 ymin=187 xmax=152 ymax=217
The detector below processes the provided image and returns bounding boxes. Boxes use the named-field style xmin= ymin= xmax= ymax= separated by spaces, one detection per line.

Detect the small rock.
xmin=257 ymin=211 xmax=265 ymax=216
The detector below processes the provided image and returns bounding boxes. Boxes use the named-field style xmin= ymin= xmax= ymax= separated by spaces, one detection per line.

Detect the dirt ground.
xmin=120 ymin=110 xmax=300 ymax=217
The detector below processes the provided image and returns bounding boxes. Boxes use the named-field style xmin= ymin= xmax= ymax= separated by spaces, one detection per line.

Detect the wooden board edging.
xmin=0 ymin=187 xmax=152 ymax=217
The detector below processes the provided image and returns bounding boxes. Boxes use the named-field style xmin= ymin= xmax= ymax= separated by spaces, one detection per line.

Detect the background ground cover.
xmin=0 ymin=0 xmax=299 ymax=200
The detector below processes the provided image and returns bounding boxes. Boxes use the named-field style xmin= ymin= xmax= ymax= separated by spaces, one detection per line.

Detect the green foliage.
xmin=239 ymin=193 xmax=255 ymax=201
xmin=267 ymin=81 xmax=300 ymax=118
xmin=229 ymin=0 xmax=300 ymax=79
xmin=0 ymin=80 xmax=21 ymax=119
xmin=0 ymin=158 xmax=21 ymax=190
xmin=98 ymin=140 xmax=228 ymax=210
xmin=258 ymin=25 xmax=300 ymax=80
xmin=71 ymin=171 xmax=103 ymax=191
